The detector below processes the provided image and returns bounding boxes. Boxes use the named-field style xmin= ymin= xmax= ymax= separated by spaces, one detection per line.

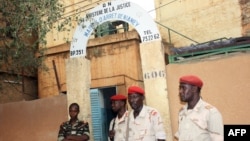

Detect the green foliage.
xmin=0 ymin=0 xmax=65 ymax=76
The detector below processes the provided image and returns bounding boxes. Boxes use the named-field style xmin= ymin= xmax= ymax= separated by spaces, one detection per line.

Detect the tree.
xmin=0 ymin=0 xmax=73 ymax=99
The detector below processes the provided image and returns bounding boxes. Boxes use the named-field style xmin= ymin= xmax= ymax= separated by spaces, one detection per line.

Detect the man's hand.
xmin=65 ymin=135 xmax=89 ymax=141
xmin=108 ymin=130 xmax=115 ymax=141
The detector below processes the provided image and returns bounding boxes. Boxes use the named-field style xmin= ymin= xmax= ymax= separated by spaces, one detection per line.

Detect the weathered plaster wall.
xmin=1 ymin=53 xmax=250 ymax=141
xmin=166 ymin=53 xmax=250 ymax=141
xmin=0 ymin=74 xmax=38 ymax=104
xmin=45 ymin=0 xmax=107 ymax=47
xmin=38 ymin=31 xmax=141 ymax=97
xmin=155 ymin=0 xmax=242 ymax=47
xmin=0 ymin=95 xmax=68 ymax=141
xmin=65 ymin=57 xmax=93 ymax=140
xmin=240 ymin=0 xmax=250 ymax=36
xmin=38 ymin=51 xmax=69 ymax=98
xmin=140 ymin=41 xmax=173 ymax=141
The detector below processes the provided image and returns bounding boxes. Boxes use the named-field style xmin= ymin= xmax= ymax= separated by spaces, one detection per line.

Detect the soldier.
xmin=175 ymin=75 xmax=223 ymax=141
xmin=108 ymin=94 xmax=128 ymax=141
xmin=127 ymin=86 xmax=166 ymax=141
xmin=57 ymin=103 xmax=90 ymax=141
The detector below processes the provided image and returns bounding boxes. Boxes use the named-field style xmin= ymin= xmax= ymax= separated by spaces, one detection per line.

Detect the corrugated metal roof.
xmin=170 ymin=37 xmax=250 ymax=55
xmin=168 ymin=36 xmax=250 ymax=63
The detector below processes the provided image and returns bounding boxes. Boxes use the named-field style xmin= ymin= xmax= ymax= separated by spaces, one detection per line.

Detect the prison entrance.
xmin=90 ymin=87 xmax=116 ymax=141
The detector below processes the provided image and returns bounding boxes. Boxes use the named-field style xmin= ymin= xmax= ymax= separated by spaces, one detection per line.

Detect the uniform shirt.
xmin=175 ymin=99 xmax=223 ymax=141
xmin=109 ymin=111 xmax=129 ymax=141
xmin=57 ymin=119 xmax=90 ymax=141
xmin=128 ymin=105 xmax=166 ymax=141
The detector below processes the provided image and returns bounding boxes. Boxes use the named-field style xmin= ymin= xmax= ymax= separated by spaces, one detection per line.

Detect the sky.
xmin=129 ymin=0 xmax=156 ymax=18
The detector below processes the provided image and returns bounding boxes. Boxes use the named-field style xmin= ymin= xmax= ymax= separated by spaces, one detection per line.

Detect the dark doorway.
xmin=100 ymin=87 xmax=117 ymax=132
xmin=90 ymin=86 xmax=116 ymax=141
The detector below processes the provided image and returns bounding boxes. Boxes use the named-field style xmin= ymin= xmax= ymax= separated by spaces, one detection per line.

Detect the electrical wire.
xmin=148 ymin=0 xmax=179 ymax=13
xmin=59 ymin=0 xmax=179 ymax=20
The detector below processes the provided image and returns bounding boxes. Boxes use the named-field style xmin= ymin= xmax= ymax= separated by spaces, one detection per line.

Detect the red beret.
xmin=180 ymin=75 xmax=203 ymax=88
xmin=110 ymin=94 xmax=127 ymax=101
xmin=128 ymin=86 xmax=145 ymax=95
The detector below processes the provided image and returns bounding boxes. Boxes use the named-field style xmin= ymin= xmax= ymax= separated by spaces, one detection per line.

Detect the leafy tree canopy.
xmin=0 ymin=0 xmax=66 ymax=76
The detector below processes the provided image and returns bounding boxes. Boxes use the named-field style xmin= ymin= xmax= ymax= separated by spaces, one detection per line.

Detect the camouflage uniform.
xmin=128 ymin=105 xmax=166 ymax=141
xmin=57 ymin=119 xmax=90 ymax=141
xmin=175 ymin=99 xmax=223 ymax=141
xmin=109 ymin=111 xmax=129 ymax=141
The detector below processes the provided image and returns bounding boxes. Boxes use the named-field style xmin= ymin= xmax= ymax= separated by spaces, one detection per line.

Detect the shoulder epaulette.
xmin=205 ymin=105 xmax=214 ymax=110
xmin=179 ymin=107 xmax=184 ymax=112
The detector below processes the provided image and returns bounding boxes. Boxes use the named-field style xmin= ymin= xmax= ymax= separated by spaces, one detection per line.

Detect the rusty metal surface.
xmin=170 ymin=36 xmax=250 ymax=55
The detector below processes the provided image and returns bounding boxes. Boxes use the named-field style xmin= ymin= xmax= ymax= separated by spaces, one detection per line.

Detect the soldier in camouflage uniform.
xmin=57 ymin=103 xmax=90 ymax=141
xmin=175 ymin=75 xmax=223 ymax=141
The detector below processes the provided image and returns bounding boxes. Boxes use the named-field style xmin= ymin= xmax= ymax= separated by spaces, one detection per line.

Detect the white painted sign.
xmin=70 ymin=0 xmax=161 ymax=58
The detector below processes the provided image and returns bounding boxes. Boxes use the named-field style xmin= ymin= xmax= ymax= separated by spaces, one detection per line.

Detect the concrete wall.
xmin=38 ymin=30 xmax=142 ymax=97
xmin=0 ymin=74 xmax=38 ymax=104
xmin=46 ymin=0 xmax=136 ymax=48
xmin=38 ymin=51 xmax=69 ymax=97
xmin=140 ymin=41 xmax=173 ymax=141
xmin=241 ymin=0 xmax=250 ymax=36
xmin=166 ymin=52 xmax=250 ymax=141
xmin=65 ymin=57 xmax=93 ymax=139
xmin=46 ymin=0 xmax=107 ymax=47
xmin=155 ymin=0 xmax=242 ymax=47
xmin=0 ymin=95 xmax=68 ymax=141
xmin=1 ymin=53 xmax=249 ymax=141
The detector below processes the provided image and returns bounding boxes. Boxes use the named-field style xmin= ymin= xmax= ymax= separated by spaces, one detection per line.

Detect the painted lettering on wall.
xmin=86 ymin=2 xmax=131 ymax=19
xmin=70 ymin=0 xmax=161 ymax=58
xmin=144 ymin=70 xmax=166 ymax=80
xmin=142 ymin=30 xmax=160 ymax=42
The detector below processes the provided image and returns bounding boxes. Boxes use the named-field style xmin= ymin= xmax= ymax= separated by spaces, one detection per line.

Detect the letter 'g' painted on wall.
xmin=70 ymin=0 xmax=161 ymax=58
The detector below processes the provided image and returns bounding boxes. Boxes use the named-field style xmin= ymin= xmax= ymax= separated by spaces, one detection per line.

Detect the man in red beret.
xmin=175 ymin=75 xmax=223 ymax=141
xmin=108 ymin=94 xmax=128 ymax=141
xmin=127 ymin=86 xmax=166 ymax=141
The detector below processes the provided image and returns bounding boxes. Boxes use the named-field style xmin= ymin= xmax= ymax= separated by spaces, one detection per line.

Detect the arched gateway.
xmin=67 ymin=0 xmax=173 ymax=141
xmin=70 ymin=0 xmax=161 ymax=58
